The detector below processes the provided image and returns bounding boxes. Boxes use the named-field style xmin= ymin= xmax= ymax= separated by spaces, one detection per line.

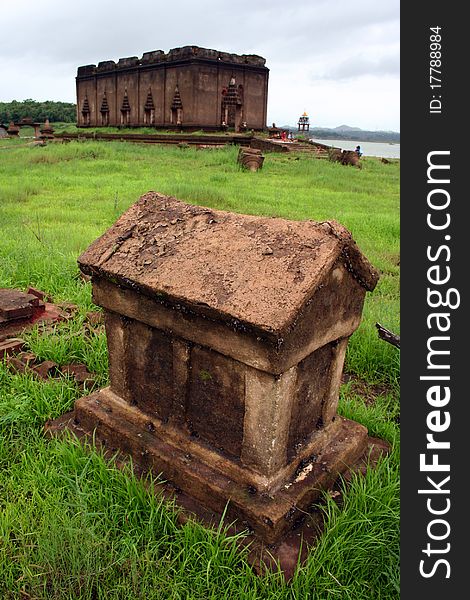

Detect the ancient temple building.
xmin=76 ymin=46 xmax=269 ymax=131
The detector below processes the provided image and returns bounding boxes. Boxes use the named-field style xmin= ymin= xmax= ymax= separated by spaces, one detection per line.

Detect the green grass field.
xmin=0 ymin=136 xmax=399 ymax=599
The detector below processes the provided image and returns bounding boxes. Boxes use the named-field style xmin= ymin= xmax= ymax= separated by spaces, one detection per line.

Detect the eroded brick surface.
xmin=0 ymin=289 xmax=40 ymax=321
xmin=187 ymin=346 xmax=246 ymax=458
xmin=0 ymin=338 xmax=25 ymax=358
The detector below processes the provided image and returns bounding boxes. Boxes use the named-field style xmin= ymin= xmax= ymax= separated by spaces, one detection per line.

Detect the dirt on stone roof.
xmin=78 ymin=192 xmax=379 ymax=334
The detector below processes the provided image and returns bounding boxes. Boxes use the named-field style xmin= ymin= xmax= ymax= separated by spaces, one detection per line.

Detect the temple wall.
xmin=192 ymin=64 xmax=220 ymax=126
xmin=139 ymin=69 xmax=166 ymax=123
xmin=76 ymin=48 xmax=269 ymax=129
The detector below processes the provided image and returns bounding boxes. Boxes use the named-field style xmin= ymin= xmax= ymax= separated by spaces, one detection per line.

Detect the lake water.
xmin=311 ymin=138 xmax=400 ymax=159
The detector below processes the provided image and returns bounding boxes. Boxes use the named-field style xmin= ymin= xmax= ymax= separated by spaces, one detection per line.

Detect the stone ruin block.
xmin=168 ymin=46 xmax=195 ymax=61
xmin=0 ymin=288 xmax=44 ymax=323
xmin=243 ymin=54 xmax=267 ymax=66
xmin=77 ymin=64 xmax=96 ymax=77
xmin=97 ymin=60 xmax=116 ymax=72
xmin=0 ymin=287 xmax=68 ymax=341
xmin=52 ymin=192 xmax=379 ymax=546
xmin=39 ymin=119 xmax=54 ymax=140
xmin=196 ymin=48 xmax=220 ymax=61
xmin=238 ymin=147 xmax=265 ymax=171
xmin=117 ymin=57 xmax=139 ymax=69
xmin=240 ymin=154 xmax=264 ymax=171
xmin=218 ymin=52 xmax=239 ymax=63
xmin=141 ymin=50 xmax=166 ymax=64
xmin=7 ymin=122 xmax=19 ymax=136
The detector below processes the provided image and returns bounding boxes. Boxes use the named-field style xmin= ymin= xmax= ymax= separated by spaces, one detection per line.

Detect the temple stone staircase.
xmin=251 ymin=137 xmax=341 ymax=158
xmin=283 ymin=140 xmax=340 ymax=158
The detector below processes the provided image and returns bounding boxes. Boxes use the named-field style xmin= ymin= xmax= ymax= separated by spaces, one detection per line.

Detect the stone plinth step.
xmin=45 ymin=402 xmax=389 ymax=579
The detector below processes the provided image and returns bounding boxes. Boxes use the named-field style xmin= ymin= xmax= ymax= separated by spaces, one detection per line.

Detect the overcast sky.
xmin=0 ymin=0 xmax=399 ymax=131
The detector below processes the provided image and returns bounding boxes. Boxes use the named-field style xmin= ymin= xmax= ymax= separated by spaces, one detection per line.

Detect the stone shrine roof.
xmin=78 ymin=193 xmax=379 ymax=335
xmin=77 ymin=46 xmax=267 ymax=77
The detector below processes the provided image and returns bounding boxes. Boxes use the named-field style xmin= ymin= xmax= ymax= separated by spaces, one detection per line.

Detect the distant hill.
xmin=333 ymin=124 xmax=363 ymax=132
xmin=281 ymin=124 xmax=400 ymax=143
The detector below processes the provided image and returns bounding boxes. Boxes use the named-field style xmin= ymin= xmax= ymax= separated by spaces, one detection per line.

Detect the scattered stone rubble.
xmin=6 ymin=351 xmax=96 ymax=392
xmin=1 ymin=287 xmax=102 ymax=390
xmin=0 ymin=287 xmax=62 ymax=338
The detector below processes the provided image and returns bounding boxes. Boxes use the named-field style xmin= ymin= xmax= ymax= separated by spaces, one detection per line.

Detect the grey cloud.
xmin=0 ymin=0 xmax=400 ymax=130
xmin=314 ymin=52 xmax=399 ymax=81
xmin=0 ymin=0 xmax=399 ymax=66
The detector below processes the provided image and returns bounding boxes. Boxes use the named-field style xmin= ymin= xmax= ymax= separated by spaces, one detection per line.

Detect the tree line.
xmin=0 ymin=100 xmax=76 ymax=124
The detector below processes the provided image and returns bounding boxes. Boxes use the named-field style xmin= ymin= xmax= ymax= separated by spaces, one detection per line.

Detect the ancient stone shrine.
xmin=76 ymin=46 xmax=269 ymax=131
xmin=52 ymin=192 xmax=380 ymax=550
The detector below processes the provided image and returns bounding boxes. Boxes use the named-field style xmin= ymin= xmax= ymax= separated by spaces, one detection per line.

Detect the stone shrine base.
xmin=45 ymin=387 xmax=389 ymax=578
